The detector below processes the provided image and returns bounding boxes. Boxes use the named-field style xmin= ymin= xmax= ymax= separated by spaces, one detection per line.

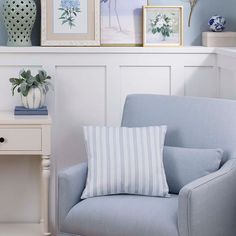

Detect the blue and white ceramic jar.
xmin=208 ymin=15 xmax=226 ymax=32
xmin=2 ymin=0 xmax=37 ymax=46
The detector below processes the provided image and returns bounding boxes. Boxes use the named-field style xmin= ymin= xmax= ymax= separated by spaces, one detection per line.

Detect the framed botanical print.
xmin=101 ymin=0 xmax=147 ymax=46
xmin=41 ymin=0 xmax=100 ymax=46
xmin=143 ymin=6 xmax=183 ymax=47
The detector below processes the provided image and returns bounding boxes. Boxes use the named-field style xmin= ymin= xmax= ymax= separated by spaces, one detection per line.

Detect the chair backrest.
xmin=122 ymin=94 xmax=236 ymax=162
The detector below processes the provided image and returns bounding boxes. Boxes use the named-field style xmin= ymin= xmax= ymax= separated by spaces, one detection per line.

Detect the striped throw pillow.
xmin=81 ymin=126 xmax=169 ymax=199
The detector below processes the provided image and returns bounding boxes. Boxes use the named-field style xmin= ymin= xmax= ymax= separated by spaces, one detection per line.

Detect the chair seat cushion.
xmin=61 ymin=194 xmax=179 ymax=236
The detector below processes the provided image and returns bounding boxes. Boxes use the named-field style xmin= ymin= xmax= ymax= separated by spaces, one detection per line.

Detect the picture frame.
xmin=143 ymin=6 xmax=183 ymax=47
xmin=101 ymin=0 xmax=147 ymax=46
xmin=41 ymin=0 xmax=100 ymax=46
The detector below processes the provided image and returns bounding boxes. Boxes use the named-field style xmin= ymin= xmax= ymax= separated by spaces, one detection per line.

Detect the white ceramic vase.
xmin=21 ymin=86 xmax=46 ymax=109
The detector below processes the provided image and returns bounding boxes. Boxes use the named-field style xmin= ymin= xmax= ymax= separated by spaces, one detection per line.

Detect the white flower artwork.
xmin=143 ymin=6 xmax=183 ymax=47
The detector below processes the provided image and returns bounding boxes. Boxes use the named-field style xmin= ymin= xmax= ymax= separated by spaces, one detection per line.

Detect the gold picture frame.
xmin=143 ymin=6 xmax=183 ymax=47
xmin=41 ymin=0 xmax=100 ymax=46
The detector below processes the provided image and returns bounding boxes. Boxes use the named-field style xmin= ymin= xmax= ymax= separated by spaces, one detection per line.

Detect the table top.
xmin=0 ymin=112 xmax=52 ymax=125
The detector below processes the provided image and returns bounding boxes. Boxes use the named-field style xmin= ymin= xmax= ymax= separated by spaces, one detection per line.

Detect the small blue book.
xmin=14 ymin=106 xmax=48 ymax=115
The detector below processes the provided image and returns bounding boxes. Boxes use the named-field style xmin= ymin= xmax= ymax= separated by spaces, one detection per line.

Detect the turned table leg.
xmin=41 ymin=155 xmax=51 ymax=236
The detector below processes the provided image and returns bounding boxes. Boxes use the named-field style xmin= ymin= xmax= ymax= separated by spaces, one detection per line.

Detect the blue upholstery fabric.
xmin=58 ymin=163 xmax=88 ymax=228
xmin=61 ymin=195 xmax=179 ymax=236
xmin=163 ymin=146 xmax=223 ymax=193
xmin=58 ymin=95 xmax=236 ymax=236
xmin=122 ymin=95 xmax=236 ymax=163
xmin=178 ymin=159 xmax=236 ymax=236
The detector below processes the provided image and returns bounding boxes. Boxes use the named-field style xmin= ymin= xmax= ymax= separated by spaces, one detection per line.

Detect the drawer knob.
xmin=0 ymin=137 xmax=5 ymax=143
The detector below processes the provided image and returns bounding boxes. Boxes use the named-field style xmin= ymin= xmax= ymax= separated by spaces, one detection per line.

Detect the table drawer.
xmin=0 ymin=128 xmax=42 ymax=151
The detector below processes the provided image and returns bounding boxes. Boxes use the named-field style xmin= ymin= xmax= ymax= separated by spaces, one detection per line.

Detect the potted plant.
xmin=9 ymin=69 xmax=52 ymax=109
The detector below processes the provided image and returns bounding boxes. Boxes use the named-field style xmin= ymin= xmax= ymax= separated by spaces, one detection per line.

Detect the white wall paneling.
xmin=55 ymin=66 xmax=107 ymax=169
xmin=120 ymin=66 xmax=171 ymax=112
xmin=217 ymin=49 xmax=236 ymax=99
xmin=184 ymin=66 xmax=218 ymax=97
xmin=219 ymin=68 xmax=236 ymax=100
xmin=0 ymin=46 xmax=236 ymax=235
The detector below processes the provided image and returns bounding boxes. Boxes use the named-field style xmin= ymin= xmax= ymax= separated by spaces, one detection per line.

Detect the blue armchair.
xmin=58 ymin=95 xmax=236 ymax=236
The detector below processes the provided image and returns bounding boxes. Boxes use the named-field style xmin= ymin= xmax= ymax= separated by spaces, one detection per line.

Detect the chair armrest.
xmin=178 ymin=159 xmax=236 ymax=236
xmin=58 ymin=162 xmax=88 ymax=228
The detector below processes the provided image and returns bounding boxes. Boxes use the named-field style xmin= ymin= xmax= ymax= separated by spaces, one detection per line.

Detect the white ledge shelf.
xmin=0 ymin=46 xmax=235 ymax=56
xmin=0 ymin=46 xmax=217 ymax=54
xmin=217 ymin=47 xmax=236 ymax=58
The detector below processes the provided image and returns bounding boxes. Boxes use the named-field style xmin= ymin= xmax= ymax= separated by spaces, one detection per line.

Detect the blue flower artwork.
xmin=59 ymin=0 xmax=81 ymax=28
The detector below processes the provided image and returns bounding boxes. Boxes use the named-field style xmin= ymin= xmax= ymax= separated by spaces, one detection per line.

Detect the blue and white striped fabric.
xmin=81 ymin=126 xmax=169 ymax=199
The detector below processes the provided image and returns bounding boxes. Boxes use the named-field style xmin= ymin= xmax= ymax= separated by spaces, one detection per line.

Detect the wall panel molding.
xmin=0 ymin=46 xmax=235 ymax=235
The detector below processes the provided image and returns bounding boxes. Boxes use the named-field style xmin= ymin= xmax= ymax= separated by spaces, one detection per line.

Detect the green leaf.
xmin=26 ymin=76 xmax=34 ymax=83
xmin=22 ymin=90 xmax=28 ymax=96
xmin=9 ymin=78 xmax=17 ymax=83
xmin=11 ymin=85 xmax=17 ymax=96
xmin=23 ymin=70 xmax=30 ymax=78
xmin=34 ymin=80 xmax=40 ymax=87
xmin=62 ymin=11 xmax=67 ymax=16
xmin=41 ymin=70 xmax=47 ymax=77
xmin=20 ymin=82 xmax=27 ymax=94
xmin=152 ymin=28 xmax=157 ymax=34
xmin=38 ymin=71 xmax=44 ymax=82
xmin=35 ymin=74 xmax=40 ymax=82
xmin=62 ymin=19 xmax=68 ymax=24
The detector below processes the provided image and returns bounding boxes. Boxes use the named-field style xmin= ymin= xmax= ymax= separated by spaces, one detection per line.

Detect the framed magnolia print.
xmin=41 ymin=0 xmax=100 ymax=46
xmin=143 ymin=6 xmax=183 ymax=47
xmin=101 ymin=0 xmax=147 ymax=46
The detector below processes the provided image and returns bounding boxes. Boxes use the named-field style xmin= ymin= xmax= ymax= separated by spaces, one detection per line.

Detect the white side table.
xmin=0 ymin=112 xmax=52 ymax=236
